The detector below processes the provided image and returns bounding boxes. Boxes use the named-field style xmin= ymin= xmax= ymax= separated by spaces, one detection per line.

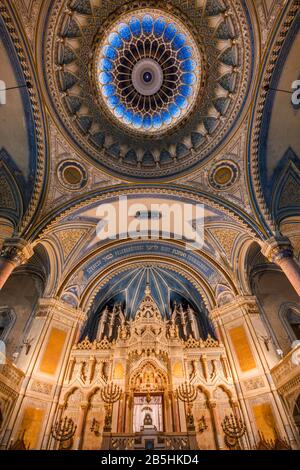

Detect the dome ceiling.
xmin=95 ymin=10 xmax=202 ymax=136
xmin=43 ymin=0 xmax=253 ymax=180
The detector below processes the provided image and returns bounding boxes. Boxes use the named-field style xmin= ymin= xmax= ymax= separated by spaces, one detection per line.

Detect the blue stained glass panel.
xmin=175 ymin=95 xmax=188 ymax=108
xmin=164 ymin=23 xmax=177 ymax=42
xmin=153 ymin=113 xmax=162 ymax=128
xmin=102 ymin=45 xmax=118 ymax=60
xmin=129 ymin=17 xmax=141 ymax=37
xmin=114 ymin=104 xmax=126 ymax=118
xmin=102 ymin=84 xmax=116 ymax=97
xmin=179 ymin=85 xmax=192 ymax=97
xmin=107 ymin=95 xmax=120 ymax=108
xmin=169 ymin=103 xmax=181 ymax=117
xmin=132 ymin=113 xmax=143 ymax=128
xmin=172 ymin=33 xmax=186 ymax=50
xmin=99 ymin=58 xmax=113 ymax=72
xmin=182 ymin=73 xmax=196 ymax=85
xmin=161 ymin=109 xmax=172 ymax=125
xmin=154 ymin=17 xmax=166 ymax=37
xmin=99 ymin=72 xmax=112 ymax=85
xmin=118 ymin=23 xmax=132 ymax=42
xmin=142 ymin=15 xmax=154 ymax=35
xmin=143 ymin=115 xmax=152 ymax=129
xmin=123 ymin=109 xmax=134 ymax=124
xmin=108 ymin=32 xmax=123 ymax=49
xmin=177 ymin=46 xmax=192 ymax=60
xmin=180 ymin=59 xmax=196 ymax=72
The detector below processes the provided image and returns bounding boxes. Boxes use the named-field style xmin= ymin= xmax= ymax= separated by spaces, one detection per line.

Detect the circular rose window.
xmin=95 ymin=10 xmax=201 ymax=135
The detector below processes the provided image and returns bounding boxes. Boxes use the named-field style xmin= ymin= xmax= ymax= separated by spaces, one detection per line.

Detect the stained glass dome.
xmin=95 ymin=10 xmax=201 ymax=135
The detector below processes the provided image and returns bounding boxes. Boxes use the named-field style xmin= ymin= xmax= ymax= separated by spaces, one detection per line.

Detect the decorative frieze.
xmin=30 ymin=380 xmax=53 ymax=396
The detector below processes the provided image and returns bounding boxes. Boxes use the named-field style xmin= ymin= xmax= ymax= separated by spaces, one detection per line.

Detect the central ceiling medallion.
xmin=95 ymin=10 xmax=201 ymax=135
xmin=44 ymin=0 xmax=253 ymax=179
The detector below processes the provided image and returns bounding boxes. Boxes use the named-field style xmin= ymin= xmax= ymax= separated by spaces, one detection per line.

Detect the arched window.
xmin=0 ymin=307 xmax=15 ymax=341
xmin=279 ymin=303 xmax=300 ymax=343
xmin=287 ymin=310 xmax=300 ymax=340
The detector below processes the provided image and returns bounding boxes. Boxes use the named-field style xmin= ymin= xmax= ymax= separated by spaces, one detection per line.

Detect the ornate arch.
xmin=247 ymin=1 xmax=299 ymax=235
xmin=128 ymin=359 xmax=169 ymax=393
xmin=32 ymin=186 xmax=266 ymax=241
xmin=0 ymin=1 xmax=49 ymax=235
xmin=278 ymin=302 xmax=300 ymax=343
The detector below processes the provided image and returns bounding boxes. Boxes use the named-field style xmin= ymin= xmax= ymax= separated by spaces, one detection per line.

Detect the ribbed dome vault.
xmin=43 ymin=0 xmax=253 ymax=179
xmin=83 ymin=266 xmax=215 ymax=339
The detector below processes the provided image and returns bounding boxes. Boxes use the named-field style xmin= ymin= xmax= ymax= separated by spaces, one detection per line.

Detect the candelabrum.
xmin=198 ymin=415 xmax=208 ymax=433
xmin=176 ymin=382 xmax=198 ymax=430
xmin=51 ymin=416 xmax=77 ymax=450
xmin=221 ymin=413 xmax=246 ymax=450
xmin=101 ymin=383 xmax=122 ymax=432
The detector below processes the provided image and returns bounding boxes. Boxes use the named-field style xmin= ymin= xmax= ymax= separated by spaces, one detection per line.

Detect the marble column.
xmin=74 ymin=402 xmax=89 ymax=450
xmin=261 ymin=237 xmax=300 ymax=296
xmin=0 ymin=238 xmax=33 ymax=289
xmin=207 ymin=401 xmax=223 ymax=450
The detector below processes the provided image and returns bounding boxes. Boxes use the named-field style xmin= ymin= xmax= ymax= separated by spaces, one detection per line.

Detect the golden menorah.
xmin=176 ymin=382 xmax=198 ymax=430
xmin=221 ymin=413 xmax=246 ymax=450
xmin=101 ymin=382 xmax=122 ymax=431
xmin=51 ymin=416 xmax=77 ymax=449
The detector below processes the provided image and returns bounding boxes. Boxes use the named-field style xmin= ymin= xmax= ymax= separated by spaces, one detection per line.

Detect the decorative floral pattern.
xmin=96 ymin=11 xmax=201 ymax=134
xmin=43 ymin=0 xmax=253 ymax=179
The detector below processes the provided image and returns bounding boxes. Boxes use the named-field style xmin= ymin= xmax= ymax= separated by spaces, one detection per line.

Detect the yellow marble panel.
xmin=173 ymin=361 xmax=184 ymax=378
xmin=114 ymin=362 xmax=125 ymax=379
xmin=19 ymin=407 xmax=44 ymax=449
xmin=39 ymin=327 xmax=67 ymax=375
xmin=253 ymin=403 xmax=277 ymax=442
xmin=229 ymin=325 xmax=256 ymax=372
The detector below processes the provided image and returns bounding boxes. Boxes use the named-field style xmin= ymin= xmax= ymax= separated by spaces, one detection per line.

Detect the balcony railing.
xmin=103 ymin=431 xmax=194 ymax=450
xmin=0 ymin=358 xmax=24 ymax=392
xmin=271 ymin=344 xmax=300 ymax=397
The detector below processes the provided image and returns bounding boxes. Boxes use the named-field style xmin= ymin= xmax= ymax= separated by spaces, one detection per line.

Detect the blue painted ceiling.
xmin=84 ymin=266 xmax=214 ymax=339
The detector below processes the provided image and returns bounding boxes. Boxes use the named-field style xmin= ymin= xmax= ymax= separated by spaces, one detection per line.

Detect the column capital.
xmin=210 ymin=295 xmax=259 ymax=322
xmin=208 ymin=400 xmax=217 ymax=409
xmin=36 ymin=298 xmax=86 ymax=324
xmin=261 ymin=237 xmax=293 ymax=264
xmin=0 ymin=238 xmax=34 ymax=266
xmin=79 ymin=401 xmax=89 ymax=409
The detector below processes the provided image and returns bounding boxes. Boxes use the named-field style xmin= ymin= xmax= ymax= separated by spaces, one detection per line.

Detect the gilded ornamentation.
xmin=198 ymin=415 xmax=208 ymax=433
xmin=74 ymin=337 xmax=112 ymax=351
xmin=176 ymin=382 xmax=197 ymax=430
xmin=30 ymin=381 xmax=53 ymax=395
xmin=0 ymin=175 xmax=16 ymax=210
xmin=0 ymin=1 xmax=46 ymax=233
xmin=167 ymin=319 xmax=179 ymax=339
xmin=57 ymin=161 xmax=88 ymax=191
xmin=0 ymin=238 xmax=34 ymax=265
xmin=210 ymin=228 xmax=238 ymax=261
xmin=249 ymin=1 xmax=299 ymax=232
xmin=243 ymin=377 xmax=265 ymax=392
xmin=184 ymin=334 xmax=220 ymax=349
xmin=42 ymin=0 xmax=252 ymax=179
xmin=57 ymin=229 xmax=86 ymax=258
xmin=101 ymin=383 xmax=122 ymax=432
xmin=208 ymin=161 xmax=240 ymax=191
xmin=261 ymin=237 xmax=294 ymax=264
xmin=12 ymin=0 xmax=41 ymax=43
xmin=51 ymin=416 xmax=77 ymax=449
xmin=221 ymin=413 xmax=246 ymax=450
